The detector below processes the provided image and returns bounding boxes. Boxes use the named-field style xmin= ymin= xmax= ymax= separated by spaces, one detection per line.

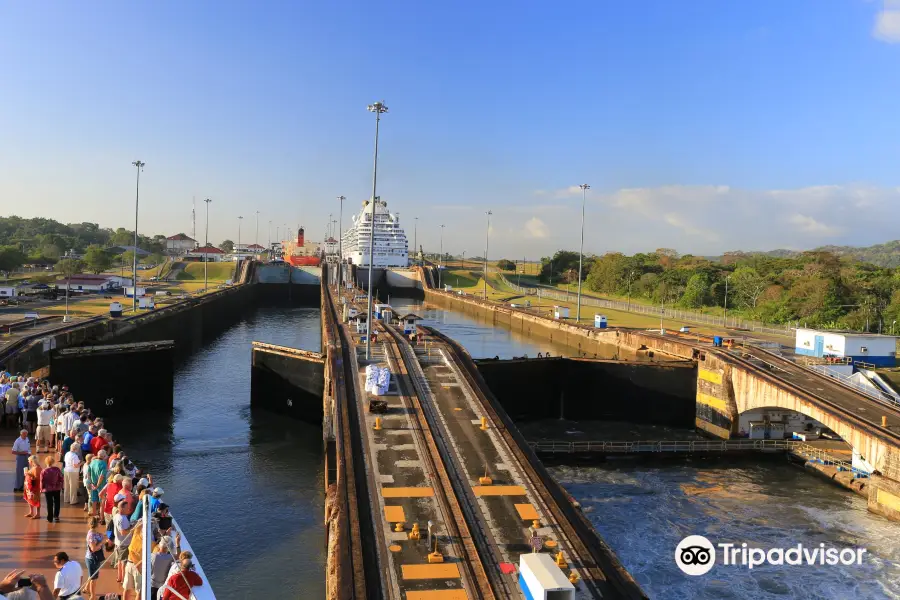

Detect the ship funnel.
xmin=297 ymin=227 xmax=305 ymax=246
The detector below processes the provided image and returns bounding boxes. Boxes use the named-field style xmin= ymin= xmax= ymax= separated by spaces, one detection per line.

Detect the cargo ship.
xmin=341 ymin=198 xmax=409 ymax=267
xmin=282 ymin=227 xmax=323 ymax=267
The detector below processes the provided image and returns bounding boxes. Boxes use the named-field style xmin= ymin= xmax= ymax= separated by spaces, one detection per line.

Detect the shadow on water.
xmin=101 ymin=304 xmax=325 ymax=600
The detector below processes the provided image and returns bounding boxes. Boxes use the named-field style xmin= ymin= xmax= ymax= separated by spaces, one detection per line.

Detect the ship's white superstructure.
xmin=341 ymin=199 xmax=409 ymax=267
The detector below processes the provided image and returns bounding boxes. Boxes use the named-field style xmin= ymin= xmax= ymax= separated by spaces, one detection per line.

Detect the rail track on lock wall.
xmin=376 ymin=321 xmax=499 ymax=599
xmin=407 ymin=324 xmax=647 ymax=599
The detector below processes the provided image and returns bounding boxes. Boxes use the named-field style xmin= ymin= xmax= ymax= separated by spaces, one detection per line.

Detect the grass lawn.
xmin=177 ymin=262 xmax=236 ymax=281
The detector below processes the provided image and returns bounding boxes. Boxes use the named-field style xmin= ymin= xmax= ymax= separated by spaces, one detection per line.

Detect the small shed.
xmin=109 ymin=302 xmax=123 ymax=317
xmin=124 ymin=286 xmax=147 ymax=298
xmin=594 ymin=314 xmax=607 ymax=329
xmin=518 ymin=553 xmax=575 ymax=600
xmin=795 ymin=328 xmax=898 ymax=367
xmin=352 ymin=314 xmax=369 ymax=335
xmin=373 ymin=303 xmax=392 ymax=320
xmin=0 ymin=286 xmax=17 ymax=298
xmin=553 ymin=306 xmax=569 ymax=320
xmin=400 ymin=314 xmax=422 ymax=335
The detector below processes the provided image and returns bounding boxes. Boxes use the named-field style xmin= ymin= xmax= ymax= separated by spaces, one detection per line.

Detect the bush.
xmin=496 ymin=259 xmax=516 ymax=271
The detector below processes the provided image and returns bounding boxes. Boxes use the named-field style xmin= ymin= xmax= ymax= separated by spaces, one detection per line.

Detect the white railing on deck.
xmin=527 ymin=439 xmax=799 ymax=454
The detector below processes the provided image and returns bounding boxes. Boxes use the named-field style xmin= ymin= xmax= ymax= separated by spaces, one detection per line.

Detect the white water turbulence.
xmin=550 ymin=462 xmax=900 ymax=599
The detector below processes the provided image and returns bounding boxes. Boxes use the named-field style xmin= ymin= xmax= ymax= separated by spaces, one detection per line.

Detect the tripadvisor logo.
xmin=675 ymin=535 xmax=867 ymax=576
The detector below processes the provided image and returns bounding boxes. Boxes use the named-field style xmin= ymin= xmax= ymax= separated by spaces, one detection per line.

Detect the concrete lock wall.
xmin=475 ymin=357 xmax=697 ymax=427
xmin=250 ymin=342 xmax=325 ymax=423
xmin=49 ymin=341 xmax=175 ymax=415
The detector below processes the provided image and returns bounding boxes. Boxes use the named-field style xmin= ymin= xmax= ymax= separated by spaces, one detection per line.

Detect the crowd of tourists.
xmin=2 ymin=373 xmax=204 ymax=600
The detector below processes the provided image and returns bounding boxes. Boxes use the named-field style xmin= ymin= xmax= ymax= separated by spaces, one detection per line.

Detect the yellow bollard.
xmin=408 ymin=523 xmax=421 ymax=540
xmin=374 ymin=417 xmax=383 ymax=430
xmin=531 ymin=520 xmax=541 ymax=530
xmin=555 ymin=552 xmax=567 ymax=569
xmin=394 ymin=522 xmax=405 ymax=532
xmin=480 ymin=416 xmax=488 ymax=431
xmin=568 ymin=571 xmax=580 ymax=585
xmin=428 ymin=539 xmax=444 ymax=563
xmin=883 ymin=415 xmax=888 ymax=427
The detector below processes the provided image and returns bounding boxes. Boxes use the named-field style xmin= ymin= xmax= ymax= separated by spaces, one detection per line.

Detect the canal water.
xmin=107 ymin=305 xmax=325 ymax=600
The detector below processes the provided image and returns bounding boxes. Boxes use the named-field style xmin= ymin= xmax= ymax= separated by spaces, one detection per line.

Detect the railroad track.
xmin=376 ymin=322 xmax=496 ymax=599
xmin=422 ymin=326 xmax=648 ymax=600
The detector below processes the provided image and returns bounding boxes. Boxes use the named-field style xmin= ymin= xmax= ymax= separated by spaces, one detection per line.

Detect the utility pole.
xmin=576 ymin=183 xmax=590 ymax=323
xmin=238 ymin=216 xmax=243 ymax=257
xmin=439 ymin=224 xmax=445 ymax=289
xmin=203 ymin=198 xmax=212 ymax=292
xmin=414 ymin=217 xmax=418 ymax=265
xmin=366 ymin=100 xmax=388 ymax=360
xmin=337 ymin=196 xmax=346 ymax=290
xmin=131 ymin=160 xmax=145 ymax=313
xmin=723 ymin=275 xmax=729 ymax=327
xmin=255 ymin=210 xmax=260 ymax=250
xmin=483 ymin=210 xmax=492 ymax=299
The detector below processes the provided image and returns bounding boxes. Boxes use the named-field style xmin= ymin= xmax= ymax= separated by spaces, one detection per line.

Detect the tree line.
xmin=539 ymin=248 xmax=900 ymax=332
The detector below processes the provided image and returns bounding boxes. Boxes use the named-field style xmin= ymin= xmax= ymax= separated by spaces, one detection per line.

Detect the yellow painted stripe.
xmin=401 ymin=563 xmax=461 ymax=580
xmin=696 ymin=392 xmax=727 ymax=412
xmin=514 ymin=503 xmax=540 ymax=520
xmin=382 ymin=487 xmax=434 ymax=498
xmin=473 ymin=485 xmax=526 ymax=496
xmin=695 ymin=418 xmax=730 ymax=440
xmin=876 ymin=488 xmax=900 ymax=513
xmin=384 ymin=505 xmax=406 ymax=522
xmin=406 ymin=591 xmax=469 ymax=600
xmin=698 ymin=368 xmax=723 ymax=386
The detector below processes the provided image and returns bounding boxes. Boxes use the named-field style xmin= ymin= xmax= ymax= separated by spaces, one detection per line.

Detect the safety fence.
xmin=528 ymin=438 xmax=799 ymax=454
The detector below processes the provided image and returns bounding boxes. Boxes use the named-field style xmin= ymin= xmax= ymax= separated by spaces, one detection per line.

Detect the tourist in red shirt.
xmin=90 ymin=428 xmax=109 ymax=456
xmin=104 ymin=473 xmax=123 ymax=519
xmin=161 ymin=559 xmax=204 ymax=600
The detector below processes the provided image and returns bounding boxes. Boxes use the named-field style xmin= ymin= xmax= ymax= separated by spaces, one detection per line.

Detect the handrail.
xmin=799 ymin=361 xmax=899 ymax=408
xmin=527 ymin=439 xmax=799 ymax=453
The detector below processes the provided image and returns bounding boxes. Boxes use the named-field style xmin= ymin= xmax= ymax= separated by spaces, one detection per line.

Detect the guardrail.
xmin=802 ymin=362 xmax=900 ymax=408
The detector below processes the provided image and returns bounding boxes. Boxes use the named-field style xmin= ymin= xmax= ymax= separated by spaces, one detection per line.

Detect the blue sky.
xmin=1 ymin=0 xmax=900 ymax=257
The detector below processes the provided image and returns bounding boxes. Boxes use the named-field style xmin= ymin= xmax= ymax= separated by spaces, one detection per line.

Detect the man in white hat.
xmin=34 ymin=401 xmax=54 ymax=454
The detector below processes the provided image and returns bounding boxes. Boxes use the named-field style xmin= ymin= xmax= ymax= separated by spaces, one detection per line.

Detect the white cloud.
xmin=663 ymin=213 xmax=720 ymax=241
xmin=525 ymin=217 xmax=549 ymax=239
xmin=874 ymin=1 xmax=900 ymax=43
xmin=787 ymin=214 xmax=842 ymax=235
xmin=533 ymin=185 xmax=585 ymax=199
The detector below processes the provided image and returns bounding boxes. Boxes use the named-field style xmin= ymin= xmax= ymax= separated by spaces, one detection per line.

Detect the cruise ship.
xmin=341 ymin=198 xmax=409 ymax=267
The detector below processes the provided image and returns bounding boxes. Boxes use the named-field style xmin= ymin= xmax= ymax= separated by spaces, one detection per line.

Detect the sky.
xmin=1 ymin=0 xmax=900 ymax=259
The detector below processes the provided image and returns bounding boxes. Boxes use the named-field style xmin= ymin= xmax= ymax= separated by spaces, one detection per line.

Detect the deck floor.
xmin=0 ymin=432 xmax=120 ymax=597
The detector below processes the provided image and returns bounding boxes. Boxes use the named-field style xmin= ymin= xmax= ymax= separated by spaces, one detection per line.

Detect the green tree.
xmin=496 ymin=259 xmax=516 ymax=271
xmin=120 ymin=250 xmax=137 ymax=275
xmin=146 ymin=252 xmax=165 ymax=266
xmin=83 ymin=245 xmax=112 ymax=274
xmin=679 ymin=273 xmax=712 ymax=308
xmin=0 ymin=246 xmax=27 ymax=273
xmin=219 ymin=240 xmax=234 ymax=253
xmin=586 ymin=252 xmax=630 ymax=294
xmin=56 ymin=258 xmax=84 ymax=280
xmin=730 ymin=267 xmax=768 ymax=308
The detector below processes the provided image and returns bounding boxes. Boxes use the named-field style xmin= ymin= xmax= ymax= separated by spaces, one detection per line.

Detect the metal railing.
xmin=497 ymin=273 xmax=794 ymax=337
xmin=803 ymin=363 xmax=900 ymax=408
xmin=528 ymin=438 xmax=799 ymax=454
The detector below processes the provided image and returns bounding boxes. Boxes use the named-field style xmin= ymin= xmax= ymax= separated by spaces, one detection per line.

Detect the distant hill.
xmin=711 ymin=240 xmax=900 ymax=268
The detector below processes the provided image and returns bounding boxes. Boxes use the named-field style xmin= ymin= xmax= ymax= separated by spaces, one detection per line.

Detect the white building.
xmin=186 ymin=246 xmax=226 ymax=262
xmin=166 ymin=233 xmax=197 ymax=255
xmin=55 ymin=275 xmax=131 ymax=292
xmin=795 ymin=328 xmax=898 ymax=367
xmin=0 ymin=286 xmax=17 ymax=298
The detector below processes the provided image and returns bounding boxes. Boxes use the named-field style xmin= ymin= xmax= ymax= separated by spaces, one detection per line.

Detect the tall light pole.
xmin=238 ymin=216 xmax=243 ymax=257
xmin=131 ymin=160 xmax=145 ymax=312
xmin=462 ymin=250 xmax=466 ymax=270
xmin=413 ymin=216 xmax=418 ymax=265
xmin=255 ymin=210 xmax=260 ymax=251
xmin=203 ymin=198 xmax=212 ymax=292
xmin=439 ymin=224 xmax=445 ymax=289
xmin=723 ymin=274 xmax=730 ymax=327
xmin=483 ymin=210 xmax=492 ymax=299
xmin=337 ymin=195 xmax=346 ymax=290
xmin=268 ymin=220 xmax=272 ymax=255
xmin=366 ymin=100 xmax=388 ymax=360
xmin=576 ymin=183 xmax=590 ymax=323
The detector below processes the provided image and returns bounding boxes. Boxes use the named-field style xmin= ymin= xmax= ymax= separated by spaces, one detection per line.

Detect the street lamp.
xmin=462 ymin=250 xmax=466 ymax=270
xmin=723 ymin=274 xmax=730 ymax=327
xmin=238 ymin=216 xmax=243 ymax=258
xmin=483 ymin=210 xmax=492 ymax=299
xmin=268 ymin=220 xmax=272 ymax=255
xmin=576 ymin=183 xmax=590 ymax=323
xmin=203 ymin=198 xmax=212 ymax=292
xmin=413 ymin=216 xmax=418 ymax=265
xmin=366 ymin=100 xmax=388 ymax=360
xmin=337 ymin=195 xmax=346 ymax=290
xmin=255 ymin=210 xmax=260 ymax=250
xmin=439 ymin=224 xmax=445 ymax=289
xmin=131 ymin=160 xmax=145 ymax=313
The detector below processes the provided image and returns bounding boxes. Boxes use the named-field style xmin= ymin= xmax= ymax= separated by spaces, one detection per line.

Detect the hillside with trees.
xmin=0 ymin=215 xmax=168 ymax=271
xmin=540 ymin=247 xmax=900 ymax=332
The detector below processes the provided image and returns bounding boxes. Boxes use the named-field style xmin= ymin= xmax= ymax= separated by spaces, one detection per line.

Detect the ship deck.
xmin=0 ymin=432 xmax=120 ymax=596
